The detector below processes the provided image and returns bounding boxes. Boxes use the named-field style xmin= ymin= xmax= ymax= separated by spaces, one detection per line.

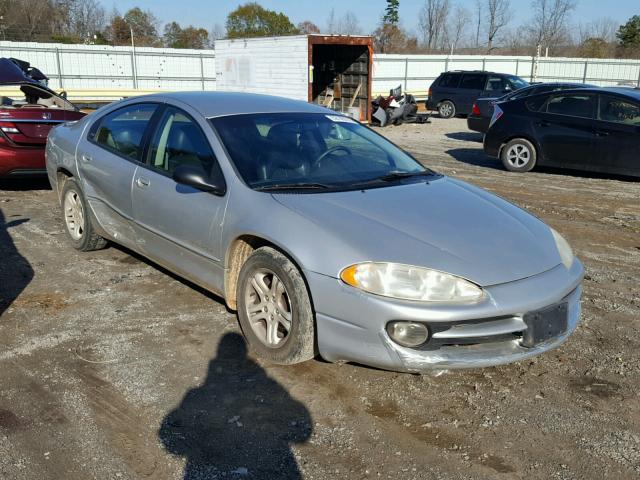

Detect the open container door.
xmin=308 ymin=35 xmax=373 ymax=123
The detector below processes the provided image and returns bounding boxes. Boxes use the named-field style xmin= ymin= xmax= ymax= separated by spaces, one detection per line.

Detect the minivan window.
xmin=92 ymin=103 xmax=158 ymax=160
xmin=598 ymin=95 xmax=640 ymax=126
xmin=459 ymin=73 xmax=486 ymax=90
xmin=546 ymin=94 xmax=595 ymax=119
xmin=439 ymin=73 xmax=462 ymax=88
xmin=486 ymin=76 xmax=507 ymax=93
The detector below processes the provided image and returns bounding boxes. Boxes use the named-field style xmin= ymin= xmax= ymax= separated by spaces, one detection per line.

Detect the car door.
xmin=131 ymin=104 xmax=229 ymax=294
xmin=78 ymin=102 xmax=159 ymax=249
xmin=458 ymin=73 xmax=487 ymax=114
xmin=593 ymin=94 xmax=640 ymax=176
xmin=535 ymin=92 xmax=597 ymax=170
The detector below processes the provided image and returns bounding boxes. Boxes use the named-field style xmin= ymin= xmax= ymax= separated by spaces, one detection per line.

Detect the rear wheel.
xmin=60 ymin=178 xmax=107 ymax=251
xmin=237 ymin=247 xmax=316 ymax=365
xmin=501 ymin=138 xmax=537 ymax=173
xmin=438 ymin=100 xmax=456 ymax=119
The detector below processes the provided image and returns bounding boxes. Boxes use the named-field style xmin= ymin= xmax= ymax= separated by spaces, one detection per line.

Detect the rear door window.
xmin=90 ymin=103 xmax=158 ymax=161
xmin=486 ymin=76 xmax=507 ymax=94
xmin=459 ymin=73 xmax=487 ymax=90
xmin=546 ymin=94 xmax=595 ymax=119
xmin=598 ymin=95 xmax=640 ymax=126
xmin=439 ymin=73 xmax=462 ymax=88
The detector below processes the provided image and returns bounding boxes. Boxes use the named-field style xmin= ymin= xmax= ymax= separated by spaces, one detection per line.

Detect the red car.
xmin=0 ymin=58 xmax=85 ymax=178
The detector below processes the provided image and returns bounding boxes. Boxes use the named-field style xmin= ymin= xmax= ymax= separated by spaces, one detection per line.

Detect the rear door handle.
xmin=135 ymin=177 xmax=150 ymax=188
xmin=594 ymin=130 xmax=610 ymax=137
xmin=536 ymin=121 xmax=551 ymax=127
xmin=80 ymin=154 xmax=92 ymax=162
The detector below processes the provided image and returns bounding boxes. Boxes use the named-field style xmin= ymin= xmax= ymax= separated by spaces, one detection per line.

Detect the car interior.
xmin=0 ymin=84 xmax=75 ymax=110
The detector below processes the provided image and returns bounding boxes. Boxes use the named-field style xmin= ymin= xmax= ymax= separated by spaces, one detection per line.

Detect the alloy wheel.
xmin=244 ymin=269 xmax=293 ymax=348
xmin=63 ymin=190 xmax=85 ymax=240
xmin=506 ymin=143 xmax=531 ymax=168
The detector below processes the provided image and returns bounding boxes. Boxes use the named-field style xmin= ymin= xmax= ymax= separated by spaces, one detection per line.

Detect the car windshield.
xmin=210 ymin=113 xmax=430 ymax=191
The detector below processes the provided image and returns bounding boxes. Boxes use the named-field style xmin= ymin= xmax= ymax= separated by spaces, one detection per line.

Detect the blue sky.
xmin=102 ymin=0 xmax=638 ymax=36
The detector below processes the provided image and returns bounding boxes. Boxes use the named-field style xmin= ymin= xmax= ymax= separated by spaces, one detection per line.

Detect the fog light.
xmin=386 ymin=321 xmax=429 ymax=347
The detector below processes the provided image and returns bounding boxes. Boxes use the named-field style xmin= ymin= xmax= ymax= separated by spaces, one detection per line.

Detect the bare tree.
xmin=418 ymin=0 xmax=450 ymax=52
xmin=578 ymin=17 xmax=618 ymax=44
xmin=528 ymin=0 xmax=576 ymax=52
xmin=69 ymin=0 xmax=106 ymax=41
xmin=485 ymin=0 xmax=510 ymax=52
xmin=210 ymin=23 xmax=226 ymax=41
xmin=338 ymin=11 xmax=362 ymax=35
xmin=325 ymin=8 xmax=336 ymax=33
xmin=444 ymin=5 xmax=471 ymax=52
xmin=474 ymin=0 xmax=482 ymax=48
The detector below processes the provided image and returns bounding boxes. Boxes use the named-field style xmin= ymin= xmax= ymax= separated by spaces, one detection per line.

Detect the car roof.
xmin=538 ymin=86 xmax=640 ymax=101
xmin=441 ymin=70 xmax=512 ymax=75
xmin=139 ymin=91 xmax=332 ymax=118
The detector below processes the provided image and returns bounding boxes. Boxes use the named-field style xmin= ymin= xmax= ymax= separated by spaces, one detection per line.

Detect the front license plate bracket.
xmin=521 ymin=302 xmax=568 ymax=348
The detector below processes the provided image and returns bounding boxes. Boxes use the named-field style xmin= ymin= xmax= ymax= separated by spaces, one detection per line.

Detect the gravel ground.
xmin=0 ymin=117 xmax=638 ymax=480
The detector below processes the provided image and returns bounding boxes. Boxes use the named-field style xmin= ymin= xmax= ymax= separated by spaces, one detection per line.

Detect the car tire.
xmin=60 ymin=178 xmax=107 ymax=251
xmin=500 ymin=138 xmax=537 ymax=173
xmin=237 ymin=247 xmax=316 ymax=365
xmin=438 ymin=100 xmax=456 ymax=119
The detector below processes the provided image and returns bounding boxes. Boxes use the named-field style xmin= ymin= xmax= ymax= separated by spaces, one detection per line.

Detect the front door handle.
xmin=80 ymin=154 xmax=92 ymax=162
xmin=594 ymin=130 xmax=610 ymax=137
xmin=135 ymin=177 xmax=150 ymax=188
xmin=536 ymin=121 xmax=551 ymax=127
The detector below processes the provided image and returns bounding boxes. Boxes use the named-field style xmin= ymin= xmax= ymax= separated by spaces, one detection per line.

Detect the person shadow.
xmin=0 ymin=209 xmax=33 ymax=317
xmin=159 ymin=332 xmax=313 ymax=480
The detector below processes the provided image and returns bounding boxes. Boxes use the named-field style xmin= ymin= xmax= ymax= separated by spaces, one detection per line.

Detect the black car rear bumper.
xmin=467 ymin=116 xmax=490 ymax=133
xmin=483 ymin=132 xmax=502 ymax=158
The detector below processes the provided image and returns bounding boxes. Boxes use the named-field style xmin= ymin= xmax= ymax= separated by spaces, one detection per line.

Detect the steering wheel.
xmin=315 ymin=146 xmax=352 ymax=166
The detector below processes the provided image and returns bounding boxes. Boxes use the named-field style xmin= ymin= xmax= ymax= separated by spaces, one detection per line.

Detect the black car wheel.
xmin=501 ymin=138 xmax=537 ymax=173
xmin=438 ymin=100 xmax=456 ymax=119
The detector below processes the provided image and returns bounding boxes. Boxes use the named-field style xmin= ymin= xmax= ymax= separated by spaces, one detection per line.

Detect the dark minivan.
xmin=484 ymin=87 xmax=640 ymax=177
xmin=427 ymin=70 xmax=529 ymax=118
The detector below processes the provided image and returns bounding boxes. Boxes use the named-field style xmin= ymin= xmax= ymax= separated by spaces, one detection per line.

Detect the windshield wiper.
xmin=376 ymin=170 xmax=434 ymax=181
xmin=254 ymin=182 xmax=330 ymax=192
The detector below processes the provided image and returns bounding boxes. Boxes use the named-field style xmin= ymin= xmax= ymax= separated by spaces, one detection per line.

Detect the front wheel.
xmin=237 ymin=247 xmax=316 ymax=364
xmin=501 ymin=138 xmax=537 ymax=173
xmin=438 ymin=100 xmax=456 ymax=119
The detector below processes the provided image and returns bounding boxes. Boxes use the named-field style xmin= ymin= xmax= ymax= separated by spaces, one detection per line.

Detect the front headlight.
xmin=340 ymin=262 xmax=483 ymax=303
xmin=550 ymin=228 xmax=574 ymax=269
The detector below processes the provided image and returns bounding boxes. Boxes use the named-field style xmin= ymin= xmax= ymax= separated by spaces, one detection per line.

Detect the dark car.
xmin=468 ymin=82 xmax=593 ymax=134
xmin=484 ymin=87 xmax=640 ymax=177
xmin=0 ymin=57 xmax=85 ymax=178
xmin=426 ymin=70 xmax=529 ymax=119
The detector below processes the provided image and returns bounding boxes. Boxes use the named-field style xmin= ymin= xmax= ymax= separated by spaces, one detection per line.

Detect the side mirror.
xmin=172 ymin=164 xmax=226 ymax=196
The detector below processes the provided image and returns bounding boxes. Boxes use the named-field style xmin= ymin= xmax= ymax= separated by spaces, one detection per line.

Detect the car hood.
xmin=273 ymin=177 xmax=562 ymax=286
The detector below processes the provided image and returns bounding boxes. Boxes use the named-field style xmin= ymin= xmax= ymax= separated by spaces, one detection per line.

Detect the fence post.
xmin=582 ymin=60 xmax=588 ymax=84
xmin=403 ymin=57 xmax=408 ymax=91
xmin=55 ymin=47 xmax=64 ymax=89
xmin=130 ymin=50 xmax=138 ymax=89
xmin=200 ymin=54 xmax=205 ymax=90
xmin=482 ymin=57 xmax=486 ymax=71
xmin=637 ymin=63 xmax=640 ymax=87
xmin=444 ymin=56 xmax=449 ymax=72
xmin=515 ymin=58 xmax=519 ymax=76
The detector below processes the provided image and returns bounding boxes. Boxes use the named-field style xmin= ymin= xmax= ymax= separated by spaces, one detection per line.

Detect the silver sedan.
xmin=45 ymin=92 xmax=583 ymax=372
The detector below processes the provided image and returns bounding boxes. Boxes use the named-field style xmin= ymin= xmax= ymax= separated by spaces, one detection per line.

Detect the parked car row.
xmin=426 ymin=69 xmax=640 ymax=178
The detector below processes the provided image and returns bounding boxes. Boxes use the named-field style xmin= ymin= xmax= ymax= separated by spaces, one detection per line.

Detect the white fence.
xmin=0 ymin=41 xmax=639 ymax=99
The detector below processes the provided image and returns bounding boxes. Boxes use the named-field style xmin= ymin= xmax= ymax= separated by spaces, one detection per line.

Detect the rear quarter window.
xmin=438 ymin=73 xmax=462 ymax=88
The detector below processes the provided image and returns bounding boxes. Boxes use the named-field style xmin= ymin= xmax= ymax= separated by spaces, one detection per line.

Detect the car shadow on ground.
xmin=0 ymin=210 xmax=33 ymax=316
xmin=158 ymin=332 xmax=313 ymax=480
xmin=445 ymin=131 xmax=484 ymax=143
xmin=446 ymin=148 xmax=640 ymax=182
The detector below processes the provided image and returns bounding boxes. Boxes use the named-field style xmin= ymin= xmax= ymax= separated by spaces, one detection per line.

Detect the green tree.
xmin=580 ymin=37 xmax=610 ymax=58
xmin=105 ymin=7 xmax=160 ymax=46
xmin=383 ymin=0 xmax=400 ymax=25
xmin=226 ymin=2 xmax=298 ymax=39
xmin=617 ymin=15 xmax=640 ymax=49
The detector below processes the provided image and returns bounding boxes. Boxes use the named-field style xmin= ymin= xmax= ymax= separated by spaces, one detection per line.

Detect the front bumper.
xmin=307 ymin=260 xmax=583 ymax=372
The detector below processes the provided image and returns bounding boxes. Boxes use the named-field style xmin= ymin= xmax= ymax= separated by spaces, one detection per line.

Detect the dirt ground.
xmin=0 ymin=117 xmax=638 ymax=480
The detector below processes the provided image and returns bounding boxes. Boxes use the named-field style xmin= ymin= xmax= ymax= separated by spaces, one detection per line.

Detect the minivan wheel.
xmin=60 ymin=178 xmax=107 ymax=251
xmin=438 ymin=100 xmax=456 ymax=119
xmin=501 ymin=138 xmax=537 ymax=173
xmin=237 ymin=247 xmax=316 ymax=365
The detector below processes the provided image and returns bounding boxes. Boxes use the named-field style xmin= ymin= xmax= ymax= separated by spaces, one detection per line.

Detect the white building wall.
xmin=214 ymin=36 xmax=309 ymax=101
